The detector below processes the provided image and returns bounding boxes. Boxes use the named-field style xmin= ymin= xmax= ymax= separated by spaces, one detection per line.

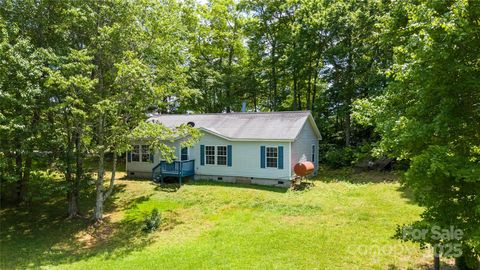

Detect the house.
xmin=126 ymin=111 xmax=321 ymax=187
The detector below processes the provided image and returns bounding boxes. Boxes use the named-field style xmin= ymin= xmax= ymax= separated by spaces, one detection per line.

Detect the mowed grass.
xmin=1 ymin=169 xmax=436 ymax=269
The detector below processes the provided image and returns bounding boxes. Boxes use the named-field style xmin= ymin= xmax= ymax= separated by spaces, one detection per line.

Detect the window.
xmin=311 ymin=145 xmax=316 ymax=163
xmin=205 ymin=146 xmax=215 ymax=165
xmin=141 ymin=145 xmax=150 ymax=162
xmin=132 ymin=145 xmax=140 ymax=162
xmin=130 ymin=144 xmax=150 ymax=162
xmin=266 ymin=147 xmax=278 ymax=168
xmin=204 ymin=145 xmax=227 ymax=165
xmin=217 ymin=146 xmax=227 ymax=165
xmin=181 ymin=147 xmax=188 ymax=161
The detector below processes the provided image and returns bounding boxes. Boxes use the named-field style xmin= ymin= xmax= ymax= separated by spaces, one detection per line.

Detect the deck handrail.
xmin=152 ymin=159 xmax=195 ymax=182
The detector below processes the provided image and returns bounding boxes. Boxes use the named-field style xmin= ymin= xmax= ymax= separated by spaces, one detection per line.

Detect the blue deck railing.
xmin=152 ymin=159 xmax=195 ymax=184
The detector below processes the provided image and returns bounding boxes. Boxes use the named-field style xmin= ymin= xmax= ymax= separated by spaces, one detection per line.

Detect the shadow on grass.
xmin=154 ymin=184 xmax=181 ymax=193
xmin=315 ymin=167 xmax=420 ymax=206
xmin=315 ymin=167 xmax=401 ymax=184
xmin=291 ymin=181 xmax=314 ymax=191
xmin=187 ymin=180 xmax=289 ymax=193
xmin=0 ymin=184 xmax=154 ymax=269
xmin=396 ymin=185 xmax=419 ymax=205
xmin=387 ymin=262 xmax=456 ymax=270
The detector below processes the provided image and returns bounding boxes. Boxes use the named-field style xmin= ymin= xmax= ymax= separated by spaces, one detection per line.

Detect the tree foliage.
xmin=0 ymin=0 xmax=199 ymax=220
xmin=354 ymin=0 xmax=480 ymax=267
xmin=1 ymin=1 xmax=479 ymax=267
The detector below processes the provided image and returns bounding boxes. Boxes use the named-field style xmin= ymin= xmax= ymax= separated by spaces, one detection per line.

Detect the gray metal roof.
xmin=147 ymin=111 xmax=321 ymax=141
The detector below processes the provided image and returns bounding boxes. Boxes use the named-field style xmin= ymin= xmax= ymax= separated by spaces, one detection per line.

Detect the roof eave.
xmin=199 ymin=127 xmax=294 ymax=142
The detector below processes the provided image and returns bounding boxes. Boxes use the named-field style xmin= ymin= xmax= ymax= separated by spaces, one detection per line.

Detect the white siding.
xmin=126 ymin=141 xmax=183 ymax=174
xmin=291 ymin=120 xmax=320 ymax=176
xmin=194 ymin=133 xmax=292 ymax=180
xmin=126 ymin=125 xmax=320 ymax=182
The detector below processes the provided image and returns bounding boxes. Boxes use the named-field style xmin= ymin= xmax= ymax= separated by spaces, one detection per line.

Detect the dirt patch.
xmin=160 ymin=210 xmax=183 ymax=231
xmin=74 ymin=222 xmax=116 ymax=250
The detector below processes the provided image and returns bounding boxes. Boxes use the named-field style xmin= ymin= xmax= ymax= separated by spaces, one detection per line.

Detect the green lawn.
xmin=1 ymin=170 xmax=442 ymax=269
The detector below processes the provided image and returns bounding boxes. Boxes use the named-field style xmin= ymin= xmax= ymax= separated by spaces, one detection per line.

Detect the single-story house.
xmin=126 ymin=111 xmax=321 ymax=187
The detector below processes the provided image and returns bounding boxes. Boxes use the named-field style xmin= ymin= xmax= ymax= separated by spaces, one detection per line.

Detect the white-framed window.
xmin=132 ymin=145 xmax=140 ymax=162
xmin=181 ymin=147 xmax=189 ymax=161
xmin=217 ymin=146 xmax=227 ymax=165
xmin=204 ymin=145 xmax=228 ymax=165
xmin=266 ymin=147 xmax=278 ymax=168
xmin=130 ymin=144 xmax=150 ymax=162
xmin=311 ymin=144 xmax=316 ymax=163
xmin=141 ymin=145 xmax=150 ymax=162
xmin=205 ymin=146 xmax=215 ymax=165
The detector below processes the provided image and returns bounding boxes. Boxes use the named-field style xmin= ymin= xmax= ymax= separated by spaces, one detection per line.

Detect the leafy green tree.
xmin=357 ymin=0 xmax=480 ymax=268
xmin=45 ymin=49 xmax=96 ymax=217
xmin=1 ymin=0 xmax=200 ymax=220
xmin=87 ymin=0 xmax=199 ymax=221
xmin=188 ymin=0 xmax=247 ymax=113
xmin=0 ymin=22 xmax=50 ymax=203
xmin=242 ymin=0 xmax=292 ymax=111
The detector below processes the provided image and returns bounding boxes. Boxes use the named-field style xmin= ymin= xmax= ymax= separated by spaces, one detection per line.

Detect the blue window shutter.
xmin=278 ymin=146 xmax=284 ymax=169
xmin=200 ymin=145 xmax=205 ymax=166
xmin=260 ymin=146 xmax=266 ymax=168
xmin=227 ymin=145 xmax=232 ymax=167
xmin=312 ymin=145 xmax=315 ymax=163
xmin=127 ymin=151 xmax=132 ymax=162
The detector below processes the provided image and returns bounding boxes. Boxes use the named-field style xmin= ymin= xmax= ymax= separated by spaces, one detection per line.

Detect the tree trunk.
xmin=226 ymin=45 xmax=234 ymax=113
xmin=18 ymin=107 xmax=40 ymax=204
xmin=271 ymin=41 xmax=277 ymax=111
xmin=344 ymin=32 xmax=354 ymax=147
xmin=74 ymin=129 xmax=83 ymax=214
xmin=433 ymin=254 xmax=440 ymax=270
xmin=311 ymin=57 xmax=320 ymax=114
xmin=66 ymin=149 xmax=78 ymax=217
xmin=345 ymin=111 xmax=351 ymax=146
xmin=14 ymin=145 xmax=23 ymax=203
xmin=67 ymin=170 xmax=78 ymax=218
xmin=225 ymin=19 xmax=237 ymax=113
xmin=19 ymin=154 xmax=31 ymax=203
xmin=67 ymin=129 xmax=83 ymax=218
xmin=104 ymin=150 xmax=116 ymax=201
xmin=252 ymin=85 xmax=257 ymax=112
xmin=94 ymin=116 xmax=105 ymax=222
xmin=63 ymin=111 xmax=79 ymax=218
xmin=297 ymin=80 xmax=302 ymax=110
xmin=306 ymin=54 xmax=313 ymax=110
xmin=93 ymin=17 xmax=105 ymax=221
xmin=293 ymin=73 xmax=298 ymax=110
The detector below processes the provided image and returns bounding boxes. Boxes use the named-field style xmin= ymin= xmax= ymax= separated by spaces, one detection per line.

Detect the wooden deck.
xmin=152 ymin=159 xmax=195 ymax=185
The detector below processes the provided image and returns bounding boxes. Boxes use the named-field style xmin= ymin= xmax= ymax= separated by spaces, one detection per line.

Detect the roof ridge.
xmin=150 ymin=110 xmax=311 ymax=117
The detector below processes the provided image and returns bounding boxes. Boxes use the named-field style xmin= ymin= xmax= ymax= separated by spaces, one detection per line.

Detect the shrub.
xmin=323 ymin=147 xmax=355 ymax=168
xmin=142 ymin=208 xmax=161 ymax=233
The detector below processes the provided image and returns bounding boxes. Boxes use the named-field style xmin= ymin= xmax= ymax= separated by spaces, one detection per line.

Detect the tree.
xmin=242 ymin=0 xmax=292 ymax=111
xmin=358 ymin=0 xmax=480 ymax=268
xmin=46 ymin=49 xmax=96 ymax=217
xmin=1 ymin=0 xmax=200 ymax=220
xmin=87 ymin=0 xmax=198 ymax=222
xmin=187 ymin=0 xmax=247 ymax=113
xmin=0 ymin=0 xmax=90 ymax=212
xmin=0 ymin=21 xmax=49 ymax=203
